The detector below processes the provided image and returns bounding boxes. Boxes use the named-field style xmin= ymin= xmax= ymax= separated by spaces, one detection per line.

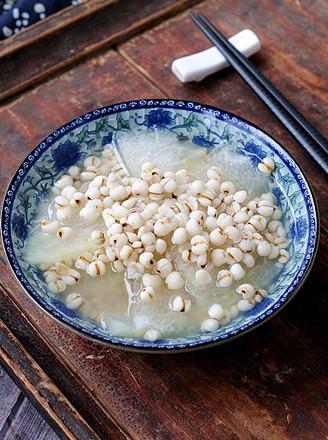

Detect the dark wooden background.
xmin=0 ymin=0 xmax=327 ymax=439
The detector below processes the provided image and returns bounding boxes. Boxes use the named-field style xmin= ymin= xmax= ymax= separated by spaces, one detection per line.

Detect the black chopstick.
xmin=189 ymin=11 xmax=328 ymax=175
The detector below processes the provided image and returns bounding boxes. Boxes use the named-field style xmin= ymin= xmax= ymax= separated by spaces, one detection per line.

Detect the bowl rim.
xmin=1 ymin=98 xmax=320 ymax=353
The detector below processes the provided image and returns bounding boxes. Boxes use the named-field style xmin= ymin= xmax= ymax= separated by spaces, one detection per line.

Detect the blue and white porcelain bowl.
xmin=1 ymin=99 xmax=318 ymax=352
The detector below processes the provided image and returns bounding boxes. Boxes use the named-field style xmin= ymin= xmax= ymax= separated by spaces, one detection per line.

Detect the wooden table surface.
xmin=0 ymin=0 xmax=327 ymax=439
xmin=0 ymin=365 xmax=59 ymax=439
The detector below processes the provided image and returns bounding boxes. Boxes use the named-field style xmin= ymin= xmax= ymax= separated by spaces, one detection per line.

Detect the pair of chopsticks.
xmin=189 ymin=12 xmax=328 ymax=175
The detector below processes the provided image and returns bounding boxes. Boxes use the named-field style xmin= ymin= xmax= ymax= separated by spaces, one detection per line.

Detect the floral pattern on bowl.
xmin=1 ymin=99 xmax=318 ymax=352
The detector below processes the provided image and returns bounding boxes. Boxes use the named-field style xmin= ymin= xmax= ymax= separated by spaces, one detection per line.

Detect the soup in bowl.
xmin=1 ymin=99 xmax=318 ymax=352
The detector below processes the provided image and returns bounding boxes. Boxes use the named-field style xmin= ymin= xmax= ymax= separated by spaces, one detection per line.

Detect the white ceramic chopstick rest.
xmin=171 ymin=29 xmax=261 ymax=83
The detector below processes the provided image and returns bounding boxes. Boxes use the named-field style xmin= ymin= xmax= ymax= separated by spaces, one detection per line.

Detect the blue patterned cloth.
xmin=0 ymin=0 xmax=82 ymax=39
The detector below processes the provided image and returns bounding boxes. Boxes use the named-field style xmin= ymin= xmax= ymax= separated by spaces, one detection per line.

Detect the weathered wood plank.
xmin=118 ymin=0 xmax=328 ymax=223
xmin=1 ymin=390 xmax=60 ymax=440
xmin=0 ymin=318 xmax=113 ymax=440
xmin=0 ymin=0 xmax=201 ymax=102
xmin=0 ymin=366 xmax=21 ymax=431
xmin=0 ymin=365 xmax=61 ymax=440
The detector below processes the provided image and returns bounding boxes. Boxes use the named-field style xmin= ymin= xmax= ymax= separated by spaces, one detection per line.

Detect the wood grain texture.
xmin=1 ymin=398 xmax=59 ymax=440
xmin=0 ymin=366 xmax=21 ymax=431
xmin=0 ymin=0 xmax=327 ymax=439
xmin=0 ymin=319 xmax=106 ymax=440
xmin=0 ymin=373 xmax=60 ymax=440
xmin=0 ymin=0 xmax=202 ymax=102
